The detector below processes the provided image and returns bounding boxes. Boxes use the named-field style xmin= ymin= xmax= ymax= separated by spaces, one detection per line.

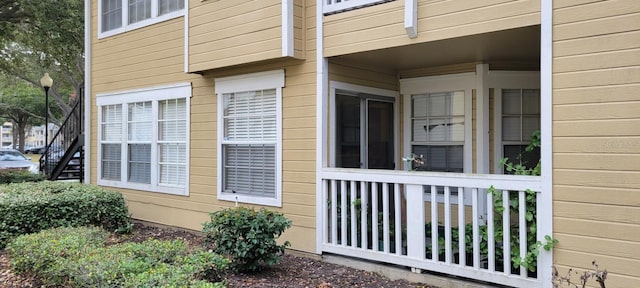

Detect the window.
xmin=410 ymin=91 xmax=465 ymax=172
xmin=99 ymin=0 xmax=185 ymax=37
xmin=128 ymin=0 xmax=152 ymax=24
xmin=330 ymin=81 xmax=397 ymax=170
xmin=501 ymin=89 xmax=540 ymax=172
xmin=216 ymin=70 xmax=284 ymax=207
xmin=101 ymin=104 xmax=123 ymax=181
xmin=96 ymin=83 xmax=191 ymax=195
xmin=159 ymin=0 xmax=185 ymax=16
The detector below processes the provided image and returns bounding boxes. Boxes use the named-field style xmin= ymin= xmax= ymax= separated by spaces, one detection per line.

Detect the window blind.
xmin=101 ymin=143 xmax=121 ymax=180
xmin=128 ymin=0 xmax=152 ymax=24
xmin=222 ymin=89 xmax=277 ymax=198
xmin=101 ymin=104 xmax=122 ymax=141
xmin=223 ymin=144 xmax=276 ymax=197
xmin=158 ymin=0 xmax=184 ymax=15
xmin=223 ymin=89 xmax=277 ymax=141
xmin=101 ymin=0 xmax=122 ymax=32
xmin=128 ymin=143 xmax=151 ymax=183
xmin=410 ymin=91 xmax=465 ymax=172
xmin=128 ymin=101 xmax=152 ymax=142
xmin=158 ymin=98 xmax=186 ymax=186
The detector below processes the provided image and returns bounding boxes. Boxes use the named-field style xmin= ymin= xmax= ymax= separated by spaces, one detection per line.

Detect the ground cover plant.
xmin=0 ymin=181 xmax=131 ymax=248
xmin=7 ymin=226 xmax=229 ymax=287
xmin=1 ymin=222 xmax=427 ymax=288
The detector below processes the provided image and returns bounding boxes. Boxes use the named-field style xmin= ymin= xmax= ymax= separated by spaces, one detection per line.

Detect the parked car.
xmin=0 ymin=149 xmax=39 ymax=173
xmin=24 ymin=146 xmax=46 ymax=154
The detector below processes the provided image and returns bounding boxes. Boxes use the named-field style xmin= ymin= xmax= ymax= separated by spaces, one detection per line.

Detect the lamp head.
xmin=40 ymin=73 xmax=53 ymax=89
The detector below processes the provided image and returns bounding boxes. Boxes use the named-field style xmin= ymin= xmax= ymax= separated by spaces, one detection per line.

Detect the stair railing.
xmin=39 ymin=90 xmax=83 ymax=180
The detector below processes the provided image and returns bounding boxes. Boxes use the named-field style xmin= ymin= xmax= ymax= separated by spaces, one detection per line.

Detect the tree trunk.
xmin=16 ymin=122 xmax=27 ymax=153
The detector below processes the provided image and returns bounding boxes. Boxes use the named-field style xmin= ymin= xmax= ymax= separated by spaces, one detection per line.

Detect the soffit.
xmin=331 ymin=25 xmax=541 ymax=71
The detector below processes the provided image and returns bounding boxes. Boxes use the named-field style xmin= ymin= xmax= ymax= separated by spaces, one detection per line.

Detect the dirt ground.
xmin=0 ymin=222 xmax=433 ymax=288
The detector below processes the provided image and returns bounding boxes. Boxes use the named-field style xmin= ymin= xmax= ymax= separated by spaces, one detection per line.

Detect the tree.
xmin=0 ymin=78 xmax=51 ymax=152
xmin=0 ymin=0 xmax=83 ymax=122
xmin=0 ymin=1 xmax=29 ymax=37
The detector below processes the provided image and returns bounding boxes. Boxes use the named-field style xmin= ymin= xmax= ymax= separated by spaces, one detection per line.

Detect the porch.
xmin=320 ymin=168 xmax=545 ymax=287
xmin=315 ymin=1 xmax=551 ymax=286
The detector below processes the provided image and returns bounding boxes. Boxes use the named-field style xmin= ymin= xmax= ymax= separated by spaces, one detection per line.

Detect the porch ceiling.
xmin=331 ymin=25 xmax=541 ymax=72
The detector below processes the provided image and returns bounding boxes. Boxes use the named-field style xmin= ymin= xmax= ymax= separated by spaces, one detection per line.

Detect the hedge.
xmin=0 ymin=181 xmax=131 ymax=247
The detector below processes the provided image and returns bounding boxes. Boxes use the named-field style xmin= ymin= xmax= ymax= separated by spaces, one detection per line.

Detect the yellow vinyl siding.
xmin=188 ymin=0 xmax=305 ymax=72
xmin=90 ymin=1 xmax=319 ymax=253
xmin=188 ymin=0 xmax=282 ymax=71
xmin=323 ymin=0 xmax=540 ymax=57
xmin=552 ymin=0 xmax=640 ymax=286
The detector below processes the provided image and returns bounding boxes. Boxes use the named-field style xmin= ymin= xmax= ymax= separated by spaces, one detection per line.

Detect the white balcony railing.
xmin=320 ymin=168 xmax=546 ymax=288
xmin=323 ymin=0 xmax=394 ymax=14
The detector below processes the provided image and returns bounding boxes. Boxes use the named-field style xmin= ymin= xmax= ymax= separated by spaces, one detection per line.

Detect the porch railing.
xmin=323 ymin=0 xmax=395 ymax=15
xmin=321 ymin=168 xmax=545 ymax=288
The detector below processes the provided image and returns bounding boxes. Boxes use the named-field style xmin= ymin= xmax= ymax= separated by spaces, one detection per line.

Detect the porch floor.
xmin=323 ymin=254 xmax=507 ymax=288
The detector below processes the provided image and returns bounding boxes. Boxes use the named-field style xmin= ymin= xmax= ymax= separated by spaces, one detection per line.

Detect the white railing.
xmin=323 ymin=0 xmax=394 ymax=14
xmin=320 ymin=168 xmax=545 ymax=288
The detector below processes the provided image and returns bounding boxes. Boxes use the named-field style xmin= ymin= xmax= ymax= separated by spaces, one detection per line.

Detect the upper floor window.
xmin=99 ymin=0 xmax=185 ymax=38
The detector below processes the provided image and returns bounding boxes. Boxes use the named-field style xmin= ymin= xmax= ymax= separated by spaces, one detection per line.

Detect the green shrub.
xmin=7 ymin=226 xmax=110 ymax=286
xmin=125 ymin=253 xmax=229 ymax=288
xmin=0 ymin=169 xmax=45 ymax=184
xmin=8 ymin=226 xmax=229 ymax=287
xmin=0 ymin=181 xmax=131 ymax=248
xmin=67 ymin=239 xmax=191 ymax=287
xmin=203 ymin=207 xmax=291 ymax=272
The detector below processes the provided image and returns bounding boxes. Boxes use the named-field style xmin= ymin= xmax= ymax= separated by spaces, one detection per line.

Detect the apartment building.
xmin=85 ymin=1 xmax=640 ymax=287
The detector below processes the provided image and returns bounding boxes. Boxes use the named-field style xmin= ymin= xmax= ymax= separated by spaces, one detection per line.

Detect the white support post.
xmin=406 ymin=184 xmax=425 ymax=270
xmin=539 ymin=0 xmax=554 ymax=287
xmin=475 ymin=64 xmax=490 ymax=175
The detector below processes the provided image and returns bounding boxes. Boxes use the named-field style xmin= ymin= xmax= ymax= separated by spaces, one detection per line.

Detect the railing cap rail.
xmin=322 ymin=168 xmax=542 ymax=192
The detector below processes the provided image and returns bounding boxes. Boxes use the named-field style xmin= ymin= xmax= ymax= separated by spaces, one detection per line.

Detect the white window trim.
xmin=215 ymin=70 xmax=285 ymax=207
xmin=329 ymin=81 xmax=399 ymax=169
xmin=488 ymin=71 xmax=540 ymax=174
xmin=96 ymin=82 xmax=191 ymax=195
xmin=98 ymin=0 xmax=185 ymax=39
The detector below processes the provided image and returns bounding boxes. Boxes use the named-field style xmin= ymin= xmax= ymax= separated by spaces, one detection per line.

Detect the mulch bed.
xmin=0 ymin=222 xmax=432 ymax=288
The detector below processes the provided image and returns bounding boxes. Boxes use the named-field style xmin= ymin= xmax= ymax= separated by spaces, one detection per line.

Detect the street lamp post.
xmin=40 ymin=73 xmax=53 ymax=174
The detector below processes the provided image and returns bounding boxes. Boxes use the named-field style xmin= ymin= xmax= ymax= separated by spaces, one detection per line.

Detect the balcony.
xmin=322 ymin=0 xmax=540 ymax=57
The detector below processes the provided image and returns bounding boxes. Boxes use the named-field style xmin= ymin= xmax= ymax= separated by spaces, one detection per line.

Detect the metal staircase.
xmin=39 ymin=90 xmax=83 ymax=182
